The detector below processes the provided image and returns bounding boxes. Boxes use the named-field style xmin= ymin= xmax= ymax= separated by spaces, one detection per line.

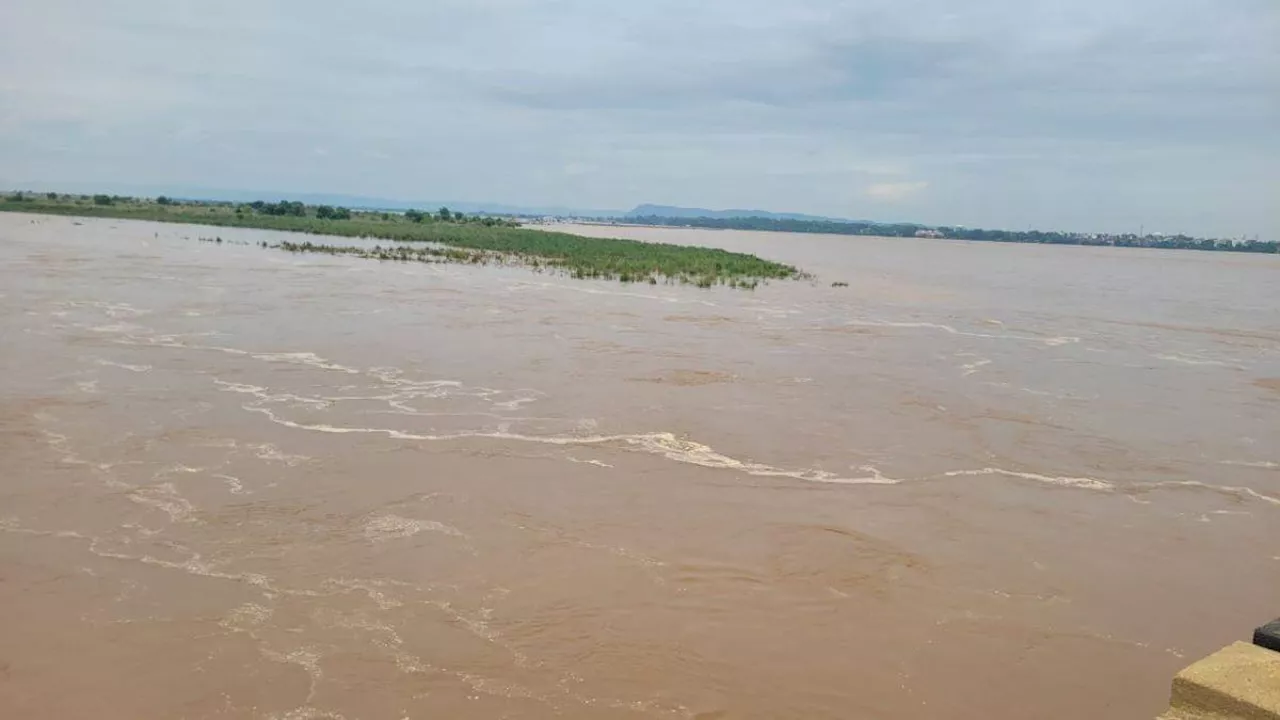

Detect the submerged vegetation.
xmin=273 ymin=241 xmax=767 ymax=289
xmin=0 ymin=193 xmax=803 ymax=288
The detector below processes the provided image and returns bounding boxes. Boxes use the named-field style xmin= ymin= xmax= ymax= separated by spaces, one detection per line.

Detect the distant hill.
xmin=626 ymin=204 xmax=850 ymax=222
xmin=9 ymin=182 xmax=862 ymax=221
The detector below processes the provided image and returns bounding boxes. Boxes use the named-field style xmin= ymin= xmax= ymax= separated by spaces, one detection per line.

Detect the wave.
xmin=235 ymin=401 xmax=897 ymax=486
xmin=250 ymin=351 xmax=362 ymax=374
xmin=942 ymin=467 xmax=1114 ymax=491
xmin=94 ymin=358 xmax=153 ymax=372
xmin=1220 ymin=460 xmax=1279 ymax=470
xmin=1133 ymin=480 xmax=1280 ymax=506
xmin=942 ymin=468 xmax=1280 ymax=508
xmin=838 ymin=319 xmax=1079 ymax=347
xmin=213 ymin=473 xmax=249 ymax=495
xmin=567 ymin=456 xmax=614 ymax=468
xmin=63 ymin=300 xmax=151 ymax=318
xmin=1155 ymin=353 xmax=1236 ymax=368
xmin=84 ymin=321 xmax=1273 ymax=507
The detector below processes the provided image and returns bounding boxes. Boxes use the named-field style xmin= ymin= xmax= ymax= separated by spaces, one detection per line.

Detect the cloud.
xmin=866 ymin=181 xmax=929 ymax=202
xmin=0 ymin=0 xmax=1276 ymax=236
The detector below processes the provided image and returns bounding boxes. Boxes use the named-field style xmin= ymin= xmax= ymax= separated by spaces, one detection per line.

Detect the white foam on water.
xmin=491 ymin=390 xmax=545 ymax=411
xmin=111 ymin=330 xmax=368 ymax=377
xmin=213 ymin=380 xmax=333 ymax=409
xmin=363 ymin=514 xmax=465 ymax=542
xmin=262 ymin=647 xmax=324 ymax=703
xmin=213 ymin=473 xmax=249 ymax=495
xmin=91 ymin=322 xmax=148 ymax=334
xmin=614 ymin=436 xmax=902 ymax=485
xmin=243 ymin=404 xmax=899 ymax=486
xmin=840 ymin=319 xmax=1077 ymax=347
xmin=252 ymin=443 xmax=311 ymax=466
xmin=1018 ymin=386 xmax=1096 ymax=401
xmin=128 ymin=482 xmax=199 ymax=523
xmin=94 ymin=358 xmax=152 ymax=372
xmin=75 ymin=379 xmax=99 ymax=393
xmin=961 ymin=358 xmax=992 ymax=376
xmin=323 ymin=578 xmax=404 ymax=610
xmin=334 ymin=571 xmax=634 ymax=708
xmin=1221 ymin=460 xmax=1279 ymax=470
xmin=0 ymin=521 xmax=307 ymax=599
xmin=1155 ymin=353 xmax=1236 ymax=368
xmin=251 ymin=351 xmax=361 ymax=374
xmin=567 ymin=456 xmax=614 ymax=468
xmin=214 ymin=380 xmax=269 ymax=395
xmin=1134 ymin=480 xmax=1280 ymax=507
xmin=65 ymin=300 xmax=151 ymax=318
xmin=335 ymin=307 xmax=391 ymax=316
xmin=220 ymin=602 xmax=273 ymax=630
xmin=40 ymin=428 xmax=92 ymax=467
xmin=942 ymin=468 xmax=1280 ymax=508
xmin=157 ymin=463 xmax=205 ymax=476
xmin=943 ymin=467 xmax=1114 ymax=491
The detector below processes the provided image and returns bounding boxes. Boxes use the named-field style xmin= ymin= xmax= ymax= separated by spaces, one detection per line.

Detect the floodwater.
xmin=1 ymin=213 xmax=1277 ymax=720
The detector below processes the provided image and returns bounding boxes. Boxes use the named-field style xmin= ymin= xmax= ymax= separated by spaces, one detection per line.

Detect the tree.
xmin=316 ymin=205 xmax=335 ymax=219
xmin=257 ymin=200 xmax=306 ymax=217
xmin=404 ymin=209 xmax=424 ymax=222
xmin=46 ymin=192 xmax=58 ymax=200
xmin=156 ymin=195 xmax=173 ymax=205
xmin=332 ymin=206 xmax=351 ymax=220
xmin=93 ymin=194 xmax=113 ymax=205
xmin=437 ymin=207 xmax=451 ymax=222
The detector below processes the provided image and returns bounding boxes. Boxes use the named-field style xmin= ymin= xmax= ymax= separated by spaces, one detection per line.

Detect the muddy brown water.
xmin=1 ymin=213 xmax=1277 ymax=720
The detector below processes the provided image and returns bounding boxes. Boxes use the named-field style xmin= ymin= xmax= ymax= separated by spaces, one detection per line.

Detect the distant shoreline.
xmin=536 ymin=216 xmax=1277 ymax=255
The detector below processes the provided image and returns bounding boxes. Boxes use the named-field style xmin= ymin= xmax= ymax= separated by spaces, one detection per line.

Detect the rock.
xmin=1255 ymin=619 xmax=1280 ymax=654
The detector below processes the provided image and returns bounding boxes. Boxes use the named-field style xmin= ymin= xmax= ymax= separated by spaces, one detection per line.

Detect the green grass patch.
xmin=2 ymin=194 xmax=804 ymax=287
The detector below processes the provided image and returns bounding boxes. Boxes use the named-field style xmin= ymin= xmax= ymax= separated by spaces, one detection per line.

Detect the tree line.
xmin=620 ymin=215 xmax=1278 ymax=254
xmin=3 ymin=190 xmax=523 ymax=230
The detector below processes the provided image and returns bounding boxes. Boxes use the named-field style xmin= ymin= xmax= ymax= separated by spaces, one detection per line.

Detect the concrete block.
xmin=1161 ymin=642 xmax=1280 ymax=720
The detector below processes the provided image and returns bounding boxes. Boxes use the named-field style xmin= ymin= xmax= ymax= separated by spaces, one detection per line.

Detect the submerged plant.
xmin=3 ymin=194 xmax=807 ymax=289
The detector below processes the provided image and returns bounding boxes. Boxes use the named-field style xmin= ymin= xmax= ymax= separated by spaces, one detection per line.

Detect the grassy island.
xmin=0 ymin=193 xmax=803 ymax=288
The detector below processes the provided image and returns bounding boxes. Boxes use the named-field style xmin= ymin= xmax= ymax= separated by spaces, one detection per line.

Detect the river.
xmin=1 ymin=213 xmax=1277 ymax=719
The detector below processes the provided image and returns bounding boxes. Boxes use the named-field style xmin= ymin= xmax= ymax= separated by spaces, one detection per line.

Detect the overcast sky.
xmin=2 ymin=0 xmax=1276 ymax=236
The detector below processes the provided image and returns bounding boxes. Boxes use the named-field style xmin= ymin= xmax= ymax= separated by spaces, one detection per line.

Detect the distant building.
xmin=915 ymin=229 xmax=945 ymax=238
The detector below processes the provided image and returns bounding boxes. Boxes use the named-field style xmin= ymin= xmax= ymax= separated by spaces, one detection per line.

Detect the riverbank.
xmin=0 ymin=194 xmax=803 ymax=287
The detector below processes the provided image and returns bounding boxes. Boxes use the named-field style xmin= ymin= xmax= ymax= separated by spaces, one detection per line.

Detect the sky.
xmin=1 ymin=0 xmax=1277 ymax=237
